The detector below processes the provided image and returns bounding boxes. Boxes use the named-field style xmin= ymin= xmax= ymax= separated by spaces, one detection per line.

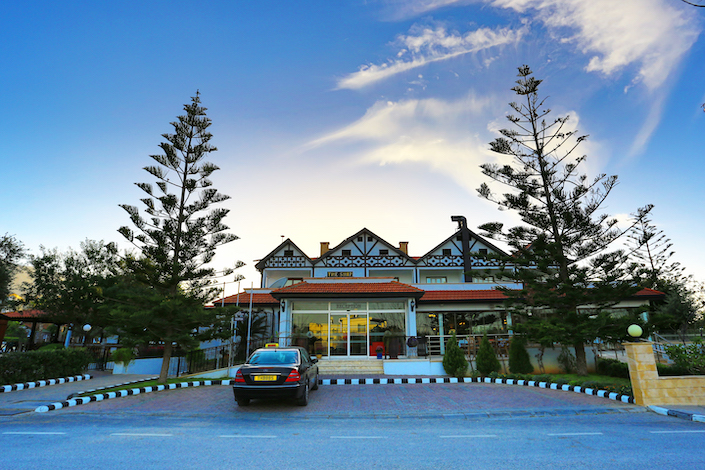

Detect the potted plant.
xmin=314 ymin=340 xmax=324 ymax=360
xmin=376 ymin=346 xmax=384 ymax=359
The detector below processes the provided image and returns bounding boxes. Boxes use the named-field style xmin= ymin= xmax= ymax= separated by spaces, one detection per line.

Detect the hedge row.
xmin=597 ymin=357 xmax=692 ymax=378
xmin=0 ymin=348 xmax=93 ymax=385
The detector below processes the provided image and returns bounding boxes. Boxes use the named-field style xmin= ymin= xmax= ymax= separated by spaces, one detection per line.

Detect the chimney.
xmin=399 ymin=242 xmax=408 ymax=254
xmin=320 ymin=242 xmax=330 ymax=256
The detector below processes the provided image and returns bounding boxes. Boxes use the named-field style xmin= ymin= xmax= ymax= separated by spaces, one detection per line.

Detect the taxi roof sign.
xmin=264 ymin=342 xmax=279 ymax=348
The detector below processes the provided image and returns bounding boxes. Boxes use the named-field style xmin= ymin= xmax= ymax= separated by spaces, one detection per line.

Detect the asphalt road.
xmin=2 ymin=379 xmax=704 ymax=469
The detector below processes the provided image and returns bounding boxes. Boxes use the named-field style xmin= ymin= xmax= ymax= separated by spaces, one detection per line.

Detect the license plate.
xmin=254 ymin=375 xmax=277 ymax=381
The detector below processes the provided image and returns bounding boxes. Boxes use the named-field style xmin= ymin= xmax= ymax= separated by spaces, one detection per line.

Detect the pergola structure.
xmin=0 ymin=310 xmax=57 ymax=349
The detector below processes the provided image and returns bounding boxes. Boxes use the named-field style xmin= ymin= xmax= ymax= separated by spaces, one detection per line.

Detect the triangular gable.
xmin=417 ymin=228 xmax=510 ymax=266
xmin=255 ymin=238 xmax=315 ymax=271
xmin=316 ymin=228 xmax=415 ymax=267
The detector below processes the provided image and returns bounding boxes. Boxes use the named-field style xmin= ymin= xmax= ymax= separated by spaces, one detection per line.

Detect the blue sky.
xmin=2 ymin=1 xmax=704 ymax=293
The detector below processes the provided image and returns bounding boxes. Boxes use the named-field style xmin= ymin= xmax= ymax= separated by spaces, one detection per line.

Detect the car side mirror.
xmin=311 ymin=357 xmax=318 ymax=364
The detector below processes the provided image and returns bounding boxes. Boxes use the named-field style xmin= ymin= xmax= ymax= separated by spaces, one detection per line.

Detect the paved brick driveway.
xmin=55 ymin=381 xmax=643 ymax=419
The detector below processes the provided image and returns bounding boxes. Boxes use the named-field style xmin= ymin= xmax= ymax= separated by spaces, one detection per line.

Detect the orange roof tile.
xmin=215 ymin=292 xmax=278 ymax=306
xmin=2 ymin=310 xmax=52 ymax=321
xmin=419 ymin=290 xmax=508 ymax=302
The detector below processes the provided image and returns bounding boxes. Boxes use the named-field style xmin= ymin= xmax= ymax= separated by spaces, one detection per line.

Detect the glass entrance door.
xmin=349 ymin=314 xmax=368 ymax=356
xmin=330 ymin=314 xmax=347 ymax=356
xmin=329 ymin=313 xmax=368 ymax=356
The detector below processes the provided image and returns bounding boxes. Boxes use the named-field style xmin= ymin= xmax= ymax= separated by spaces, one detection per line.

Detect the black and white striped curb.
xmin=648 ymin=405 xmax=705 ymax=423
xmin=1 ymin=374 xmax=91 ymax=393
xmin=66 ymin=376 xmax=159 ymax=399
xmin=34 ymin=375 xmax=633 ymax=413
xmin=321 ymin=376 xmax=634 ymax=404
xmin=35 ymin=379 xmax=235 ymax=412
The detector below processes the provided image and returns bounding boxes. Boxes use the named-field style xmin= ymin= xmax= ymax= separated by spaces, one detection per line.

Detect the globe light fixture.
xmin=82 ymin=324 xmax=92 ymax=332
xmin=627 ymin=324 xmax=643 ymax=338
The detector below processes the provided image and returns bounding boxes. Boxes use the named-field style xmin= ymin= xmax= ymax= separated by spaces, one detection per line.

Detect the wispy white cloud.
xmin=336 ymin=25 xmax=526 ymax=90
xmin=491 ymin=0 xmax=700 ymax=91
xmin=306 ymin=91 xmax=605 ymax=199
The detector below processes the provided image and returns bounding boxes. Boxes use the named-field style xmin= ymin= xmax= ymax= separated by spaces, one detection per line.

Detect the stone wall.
xmin=624 ymin=342 xmax=705 ymax=406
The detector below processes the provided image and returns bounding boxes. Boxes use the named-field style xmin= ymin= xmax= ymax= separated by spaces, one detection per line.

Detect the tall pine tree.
xmin=478 ymin=66 xmax=652 ymax=376
xmin=115 ymin=92 xmax=240 ymax=382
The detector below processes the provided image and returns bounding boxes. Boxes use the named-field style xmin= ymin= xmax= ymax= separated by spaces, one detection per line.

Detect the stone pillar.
xmin=624 ymin=342 xmax=658 ymax=406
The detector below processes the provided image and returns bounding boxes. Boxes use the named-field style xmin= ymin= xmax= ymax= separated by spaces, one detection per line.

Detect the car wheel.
xmin=236 ymin=397 xmax=250 ymax=406
xmin=297 ymin=382 xmax=309 ymax=406
xmin=312 ymin=372 xmax=319 ymax=391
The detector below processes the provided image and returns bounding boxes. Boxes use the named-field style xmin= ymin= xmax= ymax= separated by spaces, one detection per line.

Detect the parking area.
xmin=47 ymin=380 xmax=642 ymax=419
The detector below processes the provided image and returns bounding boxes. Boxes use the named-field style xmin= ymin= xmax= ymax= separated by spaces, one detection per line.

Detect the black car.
xmin=233 ymin=346 xmax=319 ymax=406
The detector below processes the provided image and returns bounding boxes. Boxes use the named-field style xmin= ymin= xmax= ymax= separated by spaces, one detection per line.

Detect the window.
xmin=285 ymin=278 xmax=303 ymax=286
xmin=426 ymin=277 xmax=447 ymax=284
xmin=283 ymin=250 xmax=294 ymax=257
xmin=342 ymin=249 xmax=351 ymax=256
xmin=357 ymin=236 xmax=363 ymax=242
xmin=442 ymin=249 xmax=452 ymax=256
xmin=379 ymin=249 xmax=389 ymax=256
xmin=478 ymin=248 xmax=488 ymax=255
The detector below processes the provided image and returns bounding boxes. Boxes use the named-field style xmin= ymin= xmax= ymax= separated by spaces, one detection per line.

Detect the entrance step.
xmin=317 ymin=359 xmax=384 ymax=375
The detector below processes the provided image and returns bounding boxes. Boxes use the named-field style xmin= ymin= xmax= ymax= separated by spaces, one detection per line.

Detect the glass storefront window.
xmin=368 ymin=301 xmax=405 ymax=310
xmin=291 ymin=313 xmax=328 ymax=356
xmin=416 ymin=312 xmax=439 ymax=336
xmin=331 ymin=301 xmax=365 ymax=311
xmin=292 ymin=301 xmax=328 ymax=311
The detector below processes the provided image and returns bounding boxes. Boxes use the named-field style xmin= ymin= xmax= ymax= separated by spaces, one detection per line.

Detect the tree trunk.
xmin=574 ymin=341 xmax=588 ymax=376
xmin=159 ymin=341 xmax=173 ymax=384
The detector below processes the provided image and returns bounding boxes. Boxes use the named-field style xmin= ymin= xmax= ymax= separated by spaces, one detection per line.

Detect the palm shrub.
xmin=476 ymin=334 xmax=501 ymax=375
xmin=442 ymin=331 xmax=468 ymax=378
xmin=508 ymin=337 xmax=534 ymax=374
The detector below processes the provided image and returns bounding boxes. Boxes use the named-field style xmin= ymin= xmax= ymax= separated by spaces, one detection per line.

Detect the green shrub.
xmin=110 ymin=347 xmax=136 ymax=366
xmin=475 ymin=334 xmax=501 ymax=376
xmin=531 ymin=374 xmax=552 ymax=383
xmin=657 ymin=363 xmax=692 ymax=376
xmin=508 ymin=337 xmax=534 ymax=374
xmin=596 ymin=358 xmax=630 ymax=378
xmin=442 ymin=331 xmax=468 ymax=378
xmin=665 ymin=339 xmax=705 ymax=375
xmin=0 ymin=348 xmax=93 ymax=385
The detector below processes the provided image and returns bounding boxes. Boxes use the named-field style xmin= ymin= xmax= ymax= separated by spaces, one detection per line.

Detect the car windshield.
xmin=248 ymin=350 xmax=298 ymax=365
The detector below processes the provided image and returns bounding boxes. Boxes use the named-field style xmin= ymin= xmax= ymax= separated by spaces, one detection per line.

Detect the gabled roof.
xmin=215 ymin=291 xmax=279 ymax=306
xmin=317 ymin=227 xmax=413 ymax=262
xmin=417 ymin=227 xmax=510 ymax=263
xmin=2 ymin=310 xmax=53 ymax=321
xmin=270 ymin=280 xmax=425 ymax=299
xmin=255 ymin=238 xmax=315 ymax=271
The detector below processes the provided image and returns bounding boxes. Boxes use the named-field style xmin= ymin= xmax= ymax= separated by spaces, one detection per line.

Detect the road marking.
xmin=649 ymin=430 xmax=705 ymax=434
xmin=440 ymin=435 xmax=498 ymax=438
xmin=111 ymin=433 xmax=173 ymax=437
xmin=219 ymin=435 xmax=277 ymax=438
xmin=2 ymin=432 xmax=66 ymax=435
xmin=547 ymin=433 xmax=604 ymax=436
xmin=330 ymin=436 xmax=385 ymax=439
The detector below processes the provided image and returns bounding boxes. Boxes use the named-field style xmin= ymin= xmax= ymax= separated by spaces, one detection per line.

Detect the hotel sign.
xmin=327 ymin=271 xmax=353 ymax=277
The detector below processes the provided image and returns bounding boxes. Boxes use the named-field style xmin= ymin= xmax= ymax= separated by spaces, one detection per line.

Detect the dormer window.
xmin=284 ymin=250 xmax=294 ymax=257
